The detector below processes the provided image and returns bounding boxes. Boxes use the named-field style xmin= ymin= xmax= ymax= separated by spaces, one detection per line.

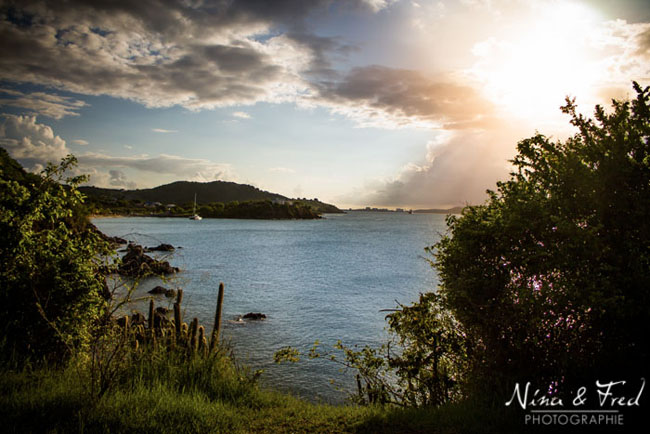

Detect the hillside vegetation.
xmin=80 ymin=181 xmax=343 ymax=217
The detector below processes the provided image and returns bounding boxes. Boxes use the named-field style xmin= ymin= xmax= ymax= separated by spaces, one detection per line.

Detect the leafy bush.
xmin=434 ymin=82 xmax=650 ymax=392
xmin=0 ymin=154 xmax=112 ymax=361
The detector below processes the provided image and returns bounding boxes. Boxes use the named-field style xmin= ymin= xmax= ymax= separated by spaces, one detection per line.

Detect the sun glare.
xmin=471 ymin=2 xmax=604 ymax=122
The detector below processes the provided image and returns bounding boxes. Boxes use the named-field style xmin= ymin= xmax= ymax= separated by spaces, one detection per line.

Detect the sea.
xmin=93 ymin=211 xmax=449 ymax=403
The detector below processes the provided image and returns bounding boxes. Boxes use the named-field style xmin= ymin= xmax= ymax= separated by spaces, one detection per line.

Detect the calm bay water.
xmin=93 ymin=211 xmax=448 ymax=403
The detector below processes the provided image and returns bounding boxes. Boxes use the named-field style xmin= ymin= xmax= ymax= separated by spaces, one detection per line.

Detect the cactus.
xmin=122 ymin=315 xmax=130 ymax=340
xmin=210 ymin=282 xmax=225 ymax=352
xmin=198 ymin=326 xmax=206 ymax=352
xmin=148 ymin=299 xmax=154 ymax=329
xmin=148 ymin=299 xmax=155 ymax=344
xmin=169 ymin=325 xmax=176 ymax=350
xmin=189 ymin=317 xmax=199 ymax=353
xmin=174 ymin=303 xmax=182 ymax=343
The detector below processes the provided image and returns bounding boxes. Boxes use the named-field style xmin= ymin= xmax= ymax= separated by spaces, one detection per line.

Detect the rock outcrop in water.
xmin=148 ymin=286 xmax=177 ymax=297
xmin=118 ymin=244 xmax=179 ymax=277
xmin=88 ymin=222 xmax=127 ymax=246
xmin=144 ymin=243 xmax=175 ymax=252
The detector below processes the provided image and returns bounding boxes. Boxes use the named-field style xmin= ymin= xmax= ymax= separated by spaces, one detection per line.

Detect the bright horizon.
xmin=1 ymin=0 xmax=648 ymax=209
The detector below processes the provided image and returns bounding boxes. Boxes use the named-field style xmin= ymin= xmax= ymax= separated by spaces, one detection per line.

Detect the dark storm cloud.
xmin=316 ymin=65 xmax=496 ymax=128
xmin=2 ymin=0 xmax=487 ymax=129
xmin=0 ymin=0 xmax=378 ymax=109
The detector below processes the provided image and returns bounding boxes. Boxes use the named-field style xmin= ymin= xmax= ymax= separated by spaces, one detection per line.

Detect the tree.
xmin=0 ymin=153 xmax=112 ymax=361
xmin=433 ymin=82 xmax=650 ymax=392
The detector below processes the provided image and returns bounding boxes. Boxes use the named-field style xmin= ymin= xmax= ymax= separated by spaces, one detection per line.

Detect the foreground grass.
xmin=0 ymin=349 xmax=517 ymax=434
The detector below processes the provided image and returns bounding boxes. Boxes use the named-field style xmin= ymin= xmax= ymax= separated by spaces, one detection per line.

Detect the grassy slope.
xmin=0 ymin=350 xmax=512 ymax=434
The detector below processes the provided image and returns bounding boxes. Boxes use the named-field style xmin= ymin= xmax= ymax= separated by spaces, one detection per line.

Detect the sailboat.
xmin=189 ymin=193 xmax=202 ymax=220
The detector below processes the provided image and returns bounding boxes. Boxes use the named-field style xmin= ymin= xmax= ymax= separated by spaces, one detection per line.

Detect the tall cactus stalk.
xmin=122 ymin=315 xmax=129 ymax=341
xmin=198 ymin=326 xmax=206 ymax=355
xmin=189 ymin=317 xmax=199 ymax=353
xmin=148 ymin=299 xmax=155 ymax=343
xmin=174 ymin=289 xmax=183 ymax=343
xmin=210 ymin=282 xmax=225 ymax=352
xmin=181 ymin=322 xmax=189 ymax=345
xmin=169 ymin=323 xmax=176 ymax=350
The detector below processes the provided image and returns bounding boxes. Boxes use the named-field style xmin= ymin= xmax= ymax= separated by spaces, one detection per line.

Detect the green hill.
xmin=79 ymin=180 xmax=289 ymax=206
xmin=0 ymin=147 xmax=41 ymax=185
xmin=79 ymin=181 xmax=343 ymax=214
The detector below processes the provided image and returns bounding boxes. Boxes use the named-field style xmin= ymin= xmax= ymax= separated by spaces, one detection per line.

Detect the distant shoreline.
xmin=346 ymin=207 xmax=464 ymax=214
xmin=89 ymin=213 xmax=326 ymax=220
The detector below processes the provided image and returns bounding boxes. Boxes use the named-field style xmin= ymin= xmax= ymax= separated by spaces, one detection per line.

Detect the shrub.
xmin=433 ymin=82 xmax=650 ymax=392
xmin=0 ymin=153 xmax=112 ymax=361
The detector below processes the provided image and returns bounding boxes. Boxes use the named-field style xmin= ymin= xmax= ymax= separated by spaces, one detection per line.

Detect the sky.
xmin=0 ymin=0 xmax=648 ymax=209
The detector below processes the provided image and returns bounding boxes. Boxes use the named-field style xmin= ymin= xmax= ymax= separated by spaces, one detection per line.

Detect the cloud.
xmin=269 ymin=167 xmax=295 ymax=174
xmin=0 ymin=114 xmax=234 ymax=187
xmin=0 ymin=88 xmax=87 ymax=119
xmin=72 ymin=139 xmax=89 ymax=145
xmin=77 ymin=153 xmax=235 ymax=183
xmin=152 ymin=128 xmax=178 ymax=133
xmin=353 ymin=123 xmax=534 ymax=208
xmin=108 ymin=169 xmax=136 ymax=189
xmin=232 ymin=111 xmax=251 ymax=119
xmin=0 ymin=114 xmax=69 ymax=169
xmin=0 ymin=0 xmax=383 ymax=112
xmin=314 ymin=66 xmax=496 ymax=129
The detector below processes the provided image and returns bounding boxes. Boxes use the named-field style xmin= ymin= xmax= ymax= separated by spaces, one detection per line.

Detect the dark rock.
xmin=118 ymin=244 xmax=180 ymax=277
xmin=148 ymin=286 xmax=176 ymax=297
xmin=144 ymin=243 xmax=175 ymax=252
xmin=242 ymin=312 xmax=266 ymax=320
xmin=108 ymin=235 xmax=127 ymax=245
xmin=88 ymin=223 xmax=127 ymax=245
xmin=148 ymin=286 xmax=168 ymax=295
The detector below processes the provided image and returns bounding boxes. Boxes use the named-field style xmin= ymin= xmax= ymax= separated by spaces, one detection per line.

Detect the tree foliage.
xmin=0 ymin=154 xmax=112 ymax=361
xmin=434 ymin=82 xmax=650 ymax=391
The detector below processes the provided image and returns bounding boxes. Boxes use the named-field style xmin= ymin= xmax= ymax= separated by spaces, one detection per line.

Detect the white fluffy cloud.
xmin=0 ymin=114 xmax=69 ymax=166
xmin=0 ymin=114 xmax=234 ymax=187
